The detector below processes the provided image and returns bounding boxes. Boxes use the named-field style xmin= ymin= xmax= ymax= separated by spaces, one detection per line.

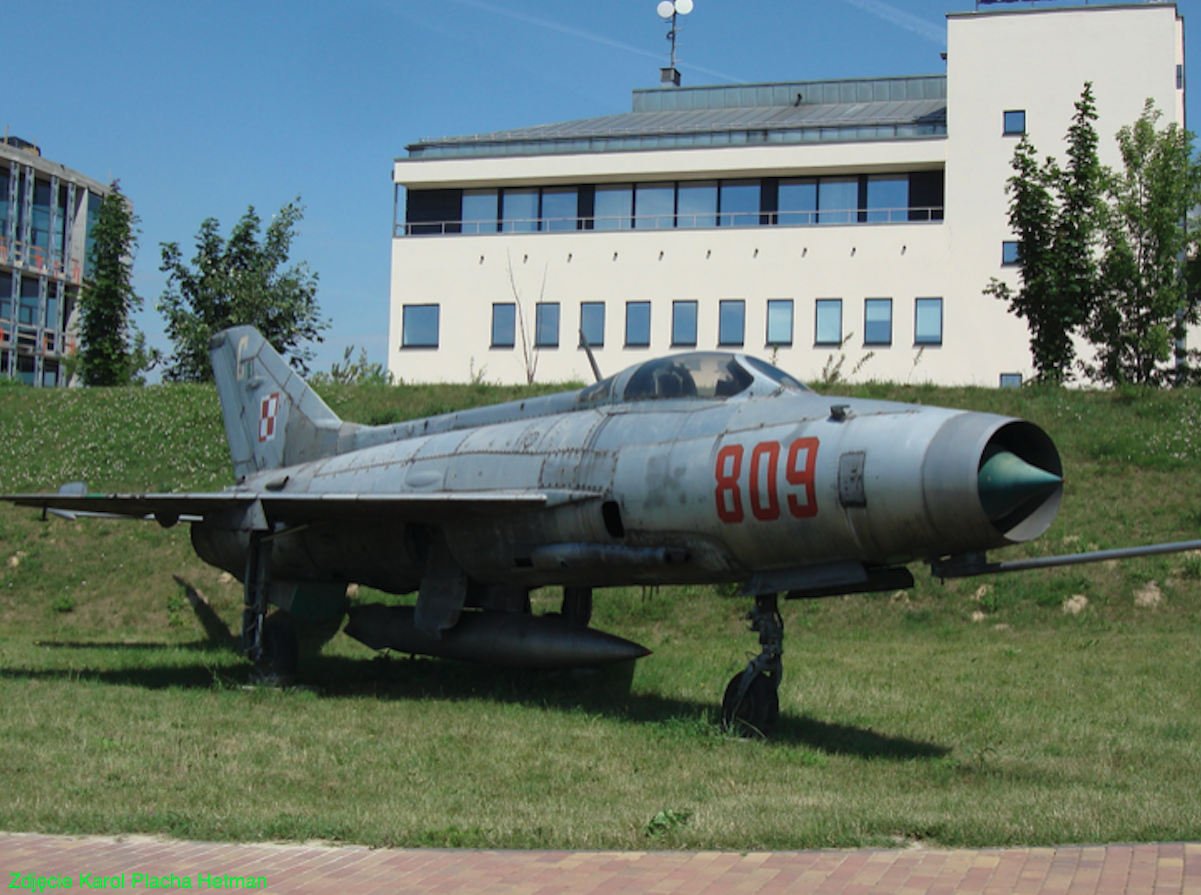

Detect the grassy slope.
xmin=0 ymin=377 xmax=1199 ymax=849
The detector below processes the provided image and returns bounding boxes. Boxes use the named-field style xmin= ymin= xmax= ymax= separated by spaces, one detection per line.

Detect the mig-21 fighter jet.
xmin=8 ymin=326 xmax=1198 ymax=735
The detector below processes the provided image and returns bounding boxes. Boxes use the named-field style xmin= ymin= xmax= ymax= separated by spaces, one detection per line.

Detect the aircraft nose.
xmin=977 ymin=450 xmax=1063 ymax=522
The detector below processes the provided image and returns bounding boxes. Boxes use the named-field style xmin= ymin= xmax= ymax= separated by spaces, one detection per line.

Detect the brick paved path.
xmin=2 ymin=834 xmax=1198 ymax=894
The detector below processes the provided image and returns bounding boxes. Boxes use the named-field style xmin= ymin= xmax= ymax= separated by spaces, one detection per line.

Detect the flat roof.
xmin=404 ymin=76 xmax=947 ymax=161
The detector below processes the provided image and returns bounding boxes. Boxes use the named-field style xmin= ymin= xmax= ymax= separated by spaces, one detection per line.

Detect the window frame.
xmin=765 ymin=299 xmax=794 ymax=347
xmin=672 ymin=300 xmax=698 ymax=347
xmin=718 ymin=299 xmax=746 ymax=347
xmin=541 ymin=187 xmax=579 ymax=232
xmin=814 ymin=299 xmax=843 ymax=347
xmin=500 ymin=188 xmax=540 ymax=233
xmin=535 ymin=302 xmax=560 ymax=348
xmin=863 ymin=298 xmax=893 ymax=347
xmin=625 ymin=301 xmax=651 ymax=348
xmin=914 ymin=297 xmax=943 ymax=347
xmin=634 ymin=182 xmax=675 ymax=230
xmin=401 ymin=303 xmax=440 ymax=349
xmin=491 ymin=302 xmax=516 ymax=348
xmin=579 ymin=301 xmax=605 ymax=348
xmin=675 ymin=181 xmax=717 ymax=229
xmin=719 ymin=179 xmax=761 ymax=228
xmin=461 ymin=189 xmax=499 ymax=234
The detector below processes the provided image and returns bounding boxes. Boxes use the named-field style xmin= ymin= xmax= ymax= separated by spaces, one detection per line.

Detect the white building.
xmin=390 ymin=3 xmax=1186 ymax=387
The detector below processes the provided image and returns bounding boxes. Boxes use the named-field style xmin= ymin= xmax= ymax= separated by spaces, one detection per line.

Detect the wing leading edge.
xmin=2 ymin=489 xmax=589 ymax=525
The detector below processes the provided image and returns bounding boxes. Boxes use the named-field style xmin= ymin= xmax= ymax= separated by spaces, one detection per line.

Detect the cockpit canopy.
xmin=577 ymin=352 xmax=810 ymax=406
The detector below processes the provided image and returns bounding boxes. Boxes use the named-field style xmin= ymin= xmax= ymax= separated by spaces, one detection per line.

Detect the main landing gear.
xmin=243 ymin=532 xmax=299 ymax=686
xmin=721 ymin=593 xmax=783 ymax=737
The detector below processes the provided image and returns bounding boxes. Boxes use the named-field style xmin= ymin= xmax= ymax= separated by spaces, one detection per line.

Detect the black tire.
xmin=721 ymin=671 xmax=779 ymax=737
xmin=253 ymin=618 xmax=299 ymax=687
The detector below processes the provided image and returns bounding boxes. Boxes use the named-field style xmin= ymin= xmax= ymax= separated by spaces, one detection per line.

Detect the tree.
xmin=78 ymin=182 xmax=154 ymax=386
xmin=1083 ymin=101 xmax=1201 ymax=386
xmin=157 ymin=198 xmax=326 ymax=382
xmin=985 ymin=84 xmax=1104 ymax=385
xmin=1054 ymin=82 xmax=1105 ymax=359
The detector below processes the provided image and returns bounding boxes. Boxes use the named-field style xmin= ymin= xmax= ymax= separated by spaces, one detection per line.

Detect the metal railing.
xmin=0 ymin=236 xmax=82 ymax=283
xmin=398 ymin=206 xmax=944 ymax=236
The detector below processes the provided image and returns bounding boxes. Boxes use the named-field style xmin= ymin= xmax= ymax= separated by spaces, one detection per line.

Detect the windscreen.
xmin=623 ymin=354 xmax=754 ymax=401
xmin=741 ymin=356 xmax=811 ymax=391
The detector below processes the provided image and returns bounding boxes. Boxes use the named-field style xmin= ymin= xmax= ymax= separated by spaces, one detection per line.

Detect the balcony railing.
xmin=0 ymin=237 xmax=82 ymax=283
xmin=0 ymin=321 xmax=70 ymax=357
xmin=398 ymin=206 xmax=944 ymax=237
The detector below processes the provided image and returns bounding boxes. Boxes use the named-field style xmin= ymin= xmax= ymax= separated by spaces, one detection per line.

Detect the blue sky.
xmin=9 ymin=0 xmax=1197 ymax=378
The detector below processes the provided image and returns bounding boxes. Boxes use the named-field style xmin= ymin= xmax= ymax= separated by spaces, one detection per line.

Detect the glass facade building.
xmin=0 ymin=138 xmax=112 ymax=386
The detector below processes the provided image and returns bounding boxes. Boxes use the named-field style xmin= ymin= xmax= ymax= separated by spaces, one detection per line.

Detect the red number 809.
xmin=715 ymin=437 xmax=819 ymax=524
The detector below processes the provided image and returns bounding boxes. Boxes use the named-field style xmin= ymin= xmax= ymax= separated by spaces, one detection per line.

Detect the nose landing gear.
xmin=721 ymin=593 xmax=782 ymax=737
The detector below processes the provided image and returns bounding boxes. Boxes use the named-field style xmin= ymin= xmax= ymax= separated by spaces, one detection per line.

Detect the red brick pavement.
xmin=1 ymin=834 xmax=1198 ymax=894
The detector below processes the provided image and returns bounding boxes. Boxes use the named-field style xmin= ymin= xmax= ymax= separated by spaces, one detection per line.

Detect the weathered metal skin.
xmin=192 ymin=351 xmax=1062 ymax=597
xmin=9 ymin=328 xmax=1064 ymax=678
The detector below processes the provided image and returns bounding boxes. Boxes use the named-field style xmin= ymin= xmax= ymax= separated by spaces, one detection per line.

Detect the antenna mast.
xmin=656 ymin=0 xmax=693 ymax=86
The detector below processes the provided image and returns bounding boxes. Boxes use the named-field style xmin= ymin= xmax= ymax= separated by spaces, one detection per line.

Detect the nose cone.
xmin=978 ymin=450 xmax=1063 ymax=522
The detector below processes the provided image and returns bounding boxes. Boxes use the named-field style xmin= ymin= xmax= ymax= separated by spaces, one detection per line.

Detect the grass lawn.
xmin=0 ymin=377 xmax=1199 ymax=849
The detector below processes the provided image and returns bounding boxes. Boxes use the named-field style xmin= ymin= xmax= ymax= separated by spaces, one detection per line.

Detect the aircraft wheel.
xmin=253 ymin=617 xmax=299 ymax=687
xmin=721 ymin=671 xmax=779 ymax=737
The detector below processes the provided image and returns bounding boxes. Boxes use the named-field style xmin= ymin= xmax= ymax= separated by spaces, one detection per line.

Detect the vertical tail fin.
xmin=209 ymin=327 xmax=352 ymax=481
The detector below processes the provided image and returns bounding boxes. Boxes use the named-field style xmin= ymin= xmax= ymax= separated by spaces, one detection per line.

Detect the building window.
xmin=31 ymin=179 xmax=51 ymax=249
xmin=634 ymin=183 xmax=674 ymax=229
xmin=491 ymin=303 xmax=516 ymax=348
xmin=672 ymin=300 xmax=697 ymax=347
xmin=720 ymin=180 xmax=760 ymax=227
xmin=462 ymin=189 xmax=498 ymax=234
xmin=0 ymin=167 xmax=8 ymax=232
xmin=580 ymin=302 xmax=605 ymax=348
xmin=1002 ymin=241 xmax=1021 ymax=265
xmin=1178 ymin=64 xmax=1185 ymax=90
xmin=1003 ymin=110 xmax=1026 ymax=136
xmin=1000 ymin=373 xmax=1023 ymax=389
xmin=535 ymin=302 xmax=560 ymax=348
xmin=864 ymin=299 xmax=892 ymax=346
xmin=594 ymin=184 xmax=633 ymax=230
xmin=766 ymin=299 xmax=793 ymax=346
xmin=83 ymin=191 xmax=103 ymax=279
xmin=18 ymin=278 xmax=39 ymax=327
xmin=406 ymin=170 xmax=950 ymax=237
xmin=777 ymin=178 xmax=817 ymax=225
xmin=625 ymin=301 xmax=651 ymax=347
xmin=866 ymin=176 xmax=908 ymax=223
xmin=676 ymin=181 xmax=716 ymax=229
xmin=718 ymin=300 xmax=745 ymax=347
xmin=914 ymin=298 xmax=943 ymax=346
xmin=818 ymin=177 xmax=857 ymax=225
xmin=815 ymin=299 xmax=842 ymax=346
xmin=501 ymin=189 xmax=539 ymax=233
xmin=402 ymin=304 xmax=440 ymax=348
xmin=541 ymin=187 xmax=578 ymax=232
xmin=0 ymin=272 xmax=11 ymax=322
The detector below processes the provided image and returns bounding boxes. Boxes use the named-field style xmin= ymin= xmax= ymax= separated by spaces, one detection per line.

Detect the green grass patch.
xmin=1 ymin=379 xmax=1200 ymax=849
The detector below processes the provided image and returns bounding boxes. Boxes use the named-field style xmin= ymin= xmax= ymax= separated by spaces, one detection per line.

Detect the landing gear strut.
xmin=561 ymin=586 xmax=593 ymax=627
xmin=242 ymin=531 xmax=298 ymax=686
xmin=722 ymin=593 xmax=782 ymax=737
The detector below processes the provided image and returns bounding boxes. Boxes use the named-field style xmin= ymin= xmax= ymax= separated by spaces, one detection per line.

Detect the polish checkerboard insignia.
xmin=259 ymin=393 xmax=280 ymax=442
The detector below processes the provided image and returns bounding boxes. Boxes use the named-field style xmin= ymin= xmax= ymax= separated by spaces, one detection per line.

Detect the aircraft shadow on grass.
xmin=8 ymin=645 xmax=947 ymax=762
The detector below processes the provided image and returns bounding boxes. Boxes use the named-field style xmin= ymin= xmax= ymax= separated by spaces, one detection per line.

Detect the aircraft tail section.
xmin=210 ymin=327 xmax=352 ymax=481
